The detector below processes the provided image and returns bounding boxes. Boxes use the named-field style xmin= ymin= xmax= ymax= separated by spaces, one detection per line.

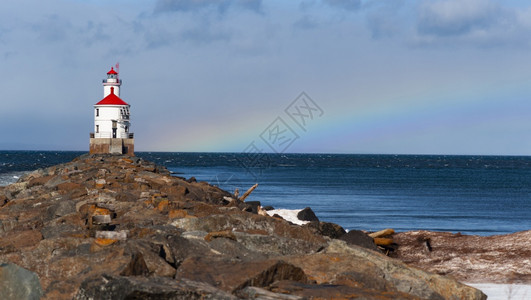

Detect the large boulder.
xmin=296 ymin=207 xmax=319 ymax=222
xmin=176 ymin=257 xmax=309 ymax=293
xmin=75 ymin=275 xmax=237 ymax=300
xmin=0 ymin=263 xmax=43 ymax=300
xmin=339 ymin=229 xmax=378 ymax=251
xmin=303 ymin=221 xmax=346 ymax=239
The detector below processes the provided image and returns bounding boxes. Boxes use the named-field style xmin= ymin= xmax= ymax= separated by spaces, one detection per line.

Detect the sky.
xmin=2 ymin=0 xmax=531 ymax=155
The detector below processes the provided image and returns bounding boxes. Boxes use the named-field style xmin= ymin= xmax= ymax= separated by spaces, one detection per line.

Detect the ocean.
xmin=1 ymin=151 xmax=530 ymax=236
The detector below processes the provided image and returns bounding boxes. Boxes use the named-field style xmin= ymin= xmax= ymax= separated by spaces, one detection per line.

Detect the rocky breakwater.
xmin=0 ymin=154 xmax=486 ymax=299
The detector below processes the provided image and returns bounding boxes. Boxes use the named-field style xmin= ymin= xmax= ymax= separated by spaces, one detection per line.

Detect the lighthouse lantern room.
xmin=89 ymin=67 xmax=134 ymax=155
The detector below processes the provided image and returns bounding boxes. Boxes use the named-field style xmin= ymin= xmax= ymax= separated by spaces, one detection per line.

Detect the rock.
xmin=267 ymin=280 xmax=417 ymax=299
xmin=95 ymin=230 xmax=127 ymax=240
xmin=204 ymin=230 xmax=237 ymax=242
xmin=41 ymin=223 xmax=84 ymax=239
xmin=313 ymin=239 xmax=487 ymax=300
xmin=27 ymin=175 xmax=54 ymax=188
xmin=234 ymin=231 xmax=325 ymax=257
xmin=0 ymin=263 xmax=43 ymax=300
xmin=237 ymin=286 xmax=304 ymax=300
xmin=207 ymin=236 xmax=268 ymax=262
xmin=296 ymin=207 xmax=319 ymax=222
xmin=92 ymin=214 xmax=111 ymax=224
xmin=303 ymin=221 xmax=346 ymax=239
xmin=241 ymin=200 xmax=260 ymax=214
xmin=176 ymin=257 xmax=309 ymax=293
xmin=47 ymin=200 xmax=76 ymax=218
xmin=0 ymin=194 xmax=8 ymax=206
xmin=339 ymin=230 xmax=379 ymax=251
xmin=391 ymin=230 xmax=531 ymax=284
xmin=120 ymin=252 xmax=150 ymax=276
xmin=56 ymin=182 xmax=83 ymax=192
xmin=75 ymin=274 xmax=237 ymax=300
xmin=0 ymin=230 xmax=43 ymax=251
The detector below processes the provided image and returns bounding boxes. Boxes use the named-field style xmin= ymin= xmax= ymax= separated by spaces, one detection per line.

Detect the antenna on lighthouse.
xmin=115 ymin=62 xmax=120 ymax=80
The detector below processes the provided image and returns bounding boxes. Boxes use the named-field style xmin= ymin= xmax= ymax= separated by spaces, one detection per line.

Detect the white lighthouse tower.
xmin=102 ymin=67 xmax=121 ymax=98
xmin=89 ymin=67 xmax=134 ymax=155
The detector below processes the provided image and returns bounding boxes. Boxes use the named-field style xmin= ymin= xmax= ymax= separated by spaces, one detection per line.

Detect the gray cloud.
xmin=413 ymin=0 xmax=531 ymax=48
xmin=31 ymin=14 xmax=72 ymax=42
xmin=417 ymin=0 xmax=502 ymax=37
xmin=323 ymin=0 xmax=361 ymax=11
xmin=293 ymin=15 xmax=319 ymax=30
xmin=365 ymin=0 xmax=405 ymax=39
xmin=154 ymin=0 xmax=262 ymax=14
xmin=367 ymin=12 xmax=398 ymax=39
xmin=180 ymin=23 xmax=232 ymax=44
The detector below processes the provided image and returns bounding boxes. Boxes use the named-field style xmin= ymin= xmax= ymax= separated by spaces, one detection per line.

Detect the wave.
xmin=0 ymin=171 xmax=29 ymax=187
xmin=266 ymin=208 xmax=309 ymax=225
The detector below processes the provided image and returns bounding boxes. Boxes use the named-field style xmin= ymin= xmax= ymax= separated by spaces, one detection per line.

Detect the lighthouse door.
xmin=112 ymin=121 xmax=117 ymax=138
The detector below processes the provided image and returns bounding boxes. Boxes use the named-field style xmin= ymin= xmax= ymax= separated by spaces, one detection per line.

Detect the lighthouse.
xmin=89 ymin=67 xmax=134 ymax=155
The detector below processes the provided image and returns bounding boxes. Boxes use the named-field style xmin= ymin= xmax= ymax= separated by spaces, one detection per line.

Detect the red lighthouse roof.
xmin=107 ymin=67 xmax=118 ymax=75
xmin=95 ymin=87 xmax=129 ymax=105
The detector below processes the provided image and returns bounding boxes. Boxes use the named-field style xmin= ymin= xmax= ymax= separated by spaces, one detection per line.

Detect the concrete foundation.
xmin=89 ymin=138 xmax=134 ymax=156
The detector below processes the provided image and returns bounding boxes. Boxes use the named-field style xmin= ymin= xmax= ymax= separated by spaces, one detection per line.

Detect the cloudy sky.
xmin=2 ymin=0 xmax=531 ymax=155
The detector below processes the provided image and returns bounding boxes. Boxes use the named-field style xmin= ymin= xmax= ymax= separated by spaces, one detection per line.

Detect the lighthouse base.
xmin=89 ymin=138 xmax=135 ymax=156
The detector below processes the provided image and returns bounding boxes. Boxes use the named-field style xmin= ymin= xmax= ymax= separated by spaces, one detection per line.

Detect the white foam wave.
xmin=0 ymin=171 xmax=28 ymax=186
xmin=266 ymin=208 xmax=309 ymax=225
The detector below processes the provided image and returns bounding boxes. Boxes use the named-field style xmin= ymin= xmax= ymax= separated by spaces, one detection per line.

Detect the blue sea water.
xmin=1 ymin=151 xmax=530 ymax=236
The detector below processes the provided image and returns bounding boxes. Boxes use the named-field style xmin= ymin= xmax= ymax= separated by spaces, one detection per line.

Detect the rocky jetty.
xmin=0 ymin=154 xmax=486 ymax=299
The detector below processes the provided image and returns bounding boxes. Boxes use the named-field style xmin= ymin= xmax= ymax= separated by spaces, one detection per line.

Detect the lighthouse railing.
xmin=90 ymin=132 xmax=133 ymax=139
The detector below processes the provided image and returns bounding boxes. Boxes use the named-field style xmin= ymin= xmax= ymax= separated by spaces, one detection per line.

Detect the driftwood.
xmin=369 ymin=228 xmax=395 ymax=238
xmin=234 ymin=188 xmax=240 ymax=198
xmin=374 ymin=238 xmax=394 ymax=246
xmin=239 ymin=183 xmax=258 ymax=202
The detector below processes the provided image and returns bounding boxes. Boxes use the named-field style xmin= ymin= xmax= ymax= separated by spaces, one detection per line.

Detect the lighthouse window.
xmin=96 ymin=125 xmax=99 ymax=133
xmin=96 ymin=109 xmax=99 ymax=117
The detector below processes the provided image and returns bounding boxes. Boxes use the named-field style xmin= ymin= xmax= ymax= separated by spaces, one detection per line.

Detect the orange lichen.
xmin=94 ymin=238 xmax=117 ymax=246
xmin=92 ymin=207 xmax=111 ymax=216
xmin=169 ymin=209 xmax=188 ymax=219
xmin=157 ymin=199 xmax=169 ymax=211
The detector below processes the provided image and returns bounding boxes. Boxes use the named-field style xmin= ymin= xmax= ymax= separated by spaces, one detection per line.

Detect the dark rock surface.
xmin=303 ymin=221 xmax=346 ymax=239
xmin=339 ymin=229 xmax=379 ymax=251
xmin=296 ymin=207 xmax=319 ymax=222
xmin=0 ymin=154 xmax=486 ymax=299
xmin=75 ymin=275 xmax=238 ymax=300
